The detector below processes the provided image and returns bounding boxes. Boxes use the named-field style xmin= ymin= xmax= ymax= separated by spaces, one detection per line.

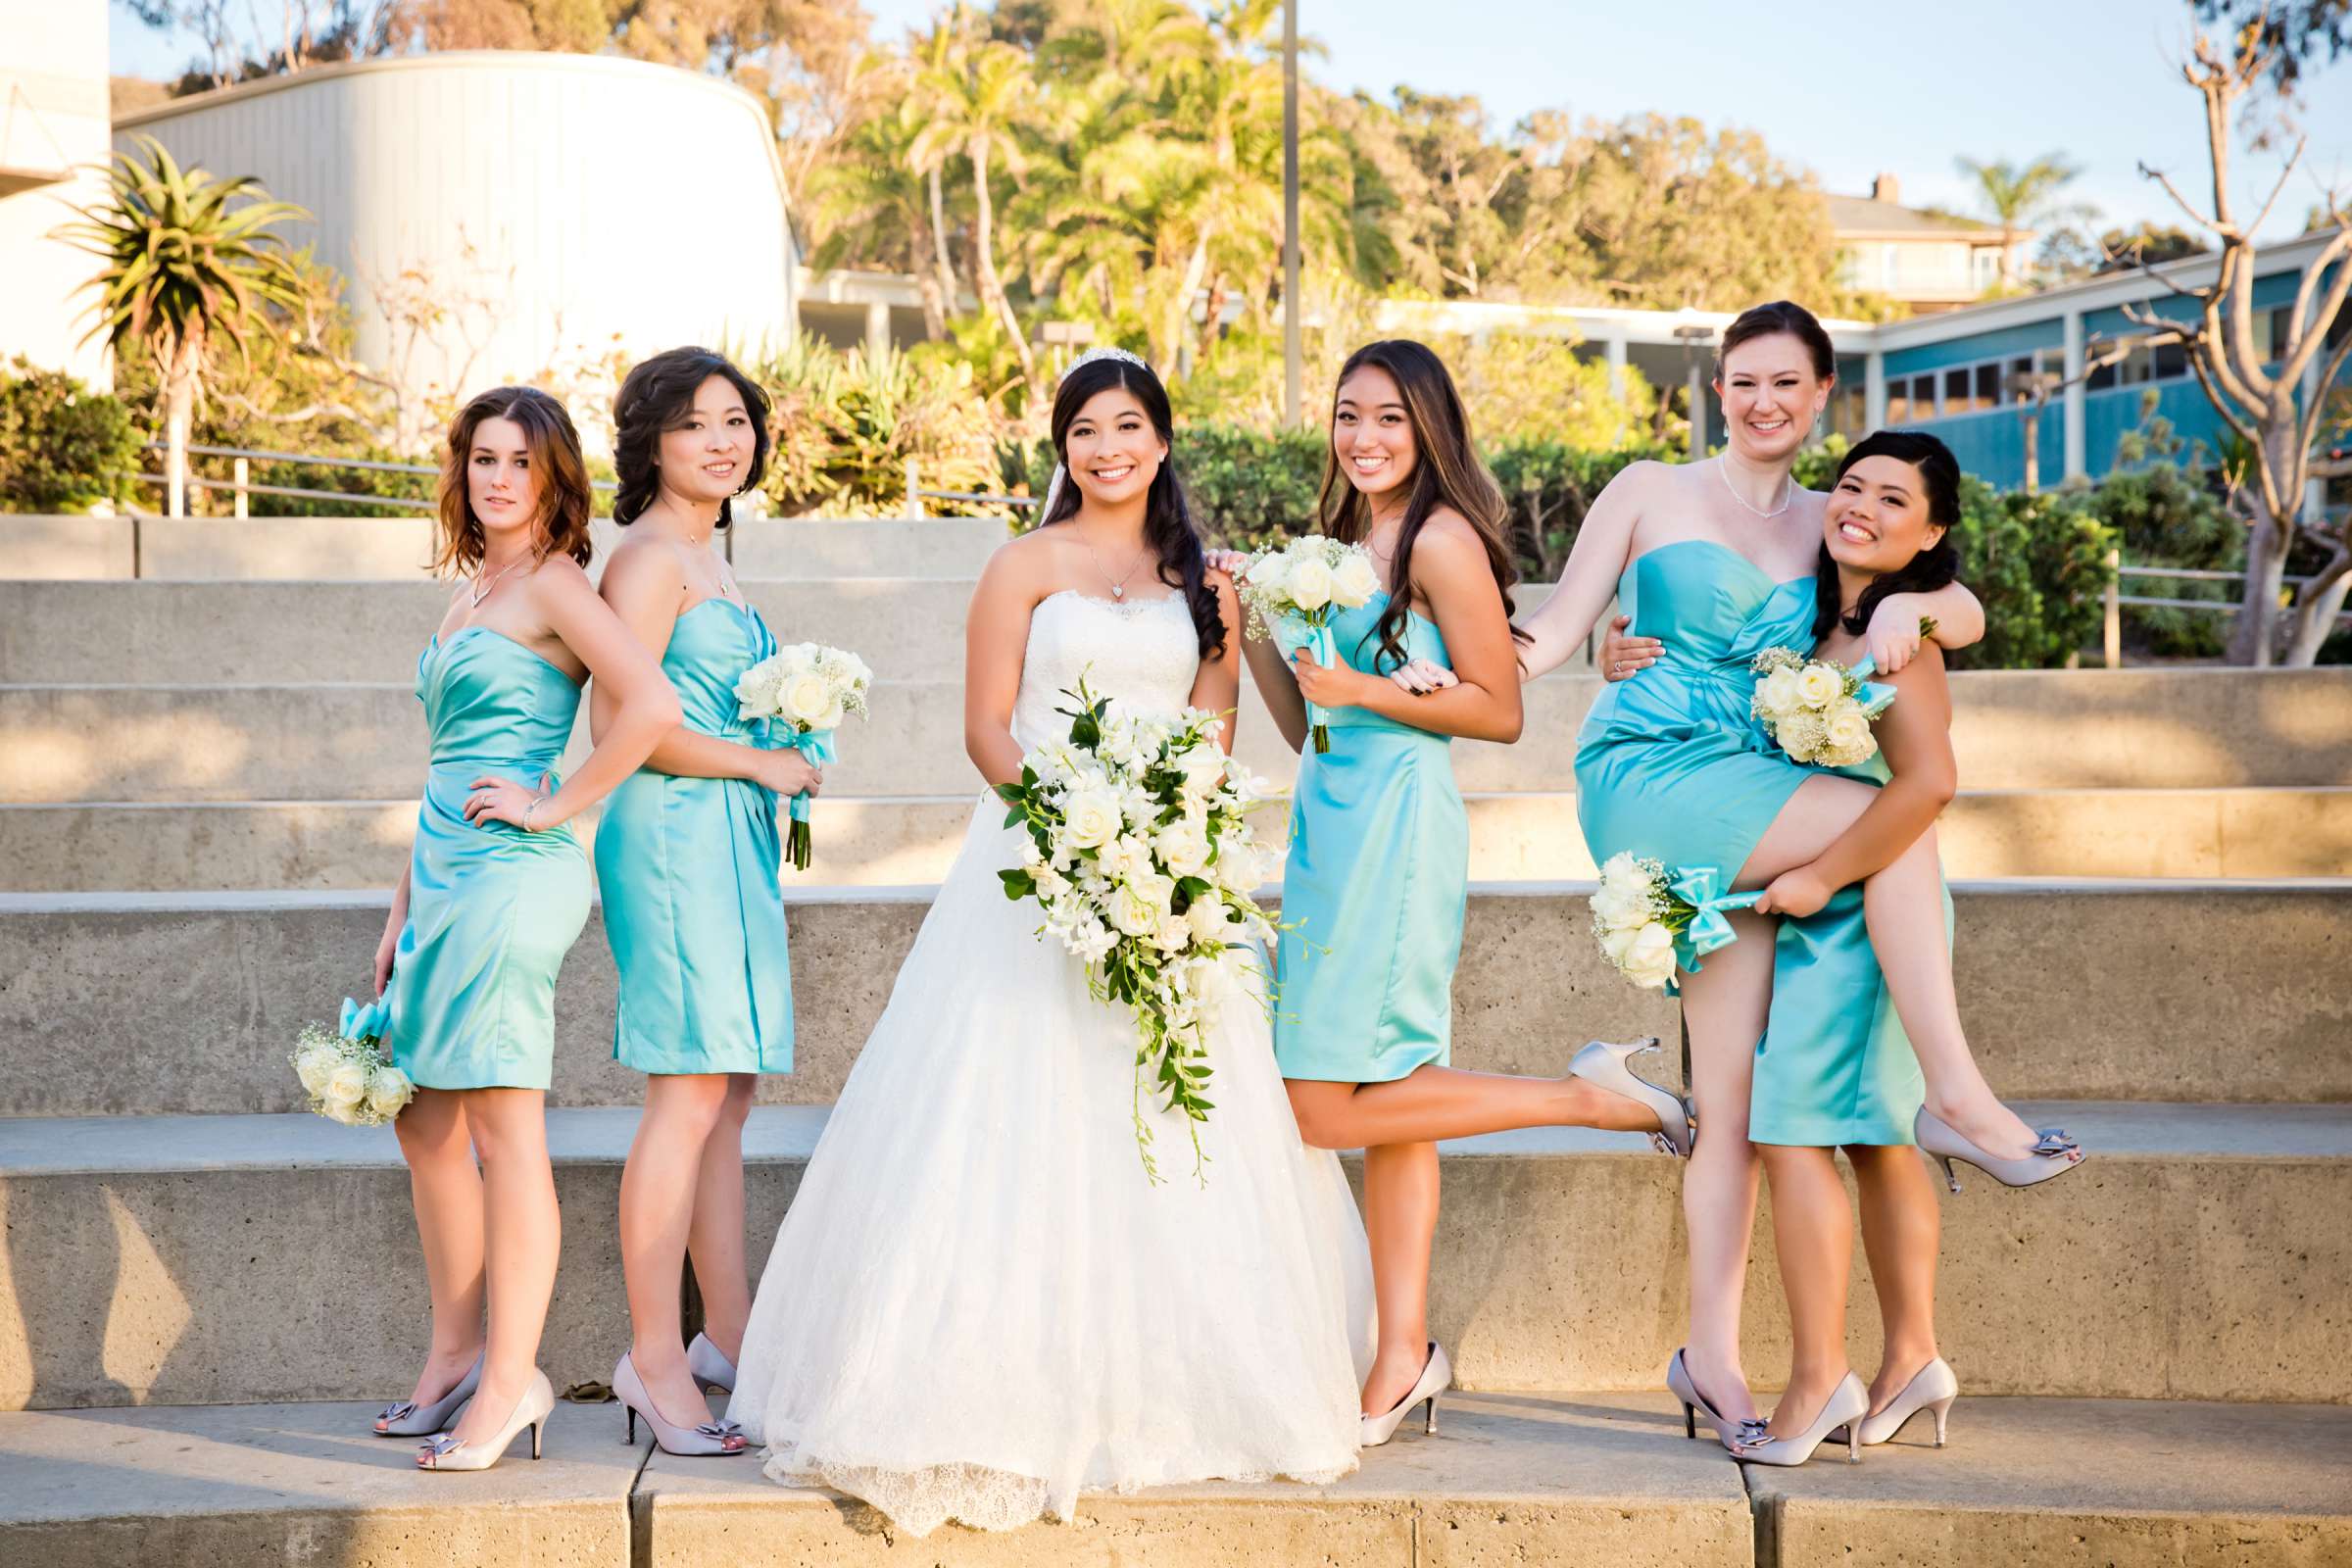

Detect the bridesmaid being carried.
xmin=372 ymin=386 xmax=682 ymax=1470
xmin=594 ymin=347 xmax=813 ymax=1457
xmin=1219 ymin=339 xmax=1678 ymax=1446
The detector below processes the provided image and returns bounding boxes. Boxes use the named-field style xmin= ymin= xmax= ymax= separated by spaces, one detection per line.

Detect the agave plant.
xmin=55 ymin=134 xmax=309 ymax=514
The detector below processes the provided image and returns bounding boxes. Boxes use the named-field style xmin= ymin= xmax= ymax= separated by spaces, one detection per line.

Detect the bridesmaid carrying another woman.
xmin=373 ymin=386 xmax=682 ymax=1470
xmin=1217 ymin=339 xmax=1684 ymax=1446
xmin=594 ymin=347 xmax=813 ymax=1456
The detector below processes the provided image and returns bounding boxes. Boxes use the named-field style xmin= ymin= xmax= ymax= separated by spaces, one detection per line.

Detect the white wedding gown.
xmin=727 ymin=589 xmax=1376 ymax=1536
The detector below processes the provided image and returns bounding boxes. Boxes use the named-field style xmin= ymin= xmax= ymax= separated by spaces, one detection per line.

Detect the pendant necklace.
xmin=1084 ymin=533 xmax=1150 ymax=600
xmin=1718 ymin=457 xmax=1792 ymax=520
xmin=469 ymin=556 xmax=527 ymax=608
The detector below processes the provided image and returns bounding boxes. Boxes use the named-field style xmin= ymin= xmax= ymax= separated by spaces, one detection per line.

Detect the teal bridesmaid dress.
xmin=1749 ymin=662 xmax=1947 ymax=1147
xmin=1575 ymin=540 xmax=1821 ymax=901
xmin=1274 ymin=593 xmax=1467 ymax=1083
xmin=596 ymin=599 xmax=794 ymax=1076
xmin=383 ymin=626 xmax=594 ymax=1091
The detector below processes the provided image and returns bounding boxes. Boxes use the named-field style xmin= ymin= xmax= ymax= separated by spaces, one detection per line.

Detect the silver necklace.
xmin=469 ymin=555 xmax=528 ymax=608
xmin=1082 ymin=533 xmax=1151 ymax=600
xmin=1717 ymin=458 xmax=1792 ymax=521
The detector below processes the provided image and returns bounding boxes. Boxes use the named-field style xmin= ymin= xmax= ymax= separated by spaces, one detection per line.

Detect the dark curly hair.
xmin=1038 ymin=355 xmax=1225 ymax=661
xmin=1812 ymin=429 xmax=1963 ymax=642
xmin=612 ymin=346 xmax=772 ymax=529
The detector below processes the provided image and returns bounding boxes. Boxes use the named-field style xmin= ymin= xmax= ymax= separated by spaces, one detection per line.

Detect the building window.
xmin=1912 ymin=373 xmax=1937 ymax=418
xmin=1972 ymin=363 xmax=2000 ymax=411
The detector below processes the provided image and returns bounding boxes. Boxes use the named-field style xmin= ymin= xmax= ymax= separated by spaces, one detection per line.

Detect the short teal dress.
xmin=1749 ymin=661 xmax=1945 ymax=1147
xmin=384 ymin=627 xmax=594 ymax=1092
xmin=596 ymin=599 xmax=794 ymax=1076
xmin=1575 ymin=541 xmax=1819 ymax=915
xmin=1273 ymin=593 xmax=1467 ymax=1083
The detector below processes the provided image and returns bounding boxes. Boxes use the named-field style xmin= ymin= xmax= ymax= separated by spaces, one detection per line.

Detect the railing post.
xmin=232 ymin=457 xmax=249 ymax=519
xmin=905 ymin=459 xmax=922 ymax=520
xmin=2104 ymin=549 xmax=2122 ymax=670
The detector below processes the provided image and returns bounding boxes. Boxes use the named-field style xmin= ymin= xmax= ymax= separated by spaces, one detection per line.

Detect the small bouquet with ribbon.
xmin=1237 ymin=535 xmax=1382 ymax=754
xmin=1749 ymin=648 xmax=1895 ymax=768
xmin=996 ymin=676 xmax=1282 ymax=1185
xmin=736 ymin=641 xmax=873 ymax=871
xmin=290 ymin=996 xmax=414 ymax=1125
xmin=1591 ymin=853 xmax=1761 ymax=991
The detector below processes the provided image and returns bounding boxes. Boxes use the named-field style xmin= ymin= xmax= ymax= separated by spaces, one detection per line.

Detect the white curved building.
xmin=115 ymin=52 xmax=799 ymax=442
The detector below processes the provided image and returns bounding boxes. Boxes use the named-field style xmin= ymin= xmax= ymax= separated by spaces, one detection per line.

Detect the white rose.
xmin=324 ymin=1060 xmax=368 ymax=1108
xmin=1156 ymin=819 xmax=1213 ymax=879
xmin=1110 ymin=879 xmax=1163 ymax=937
xmin=1129 ymin=870 xmax=1176 ymax=915
xmin=1152 ymin=913 xmax=1193 ymax=954
xmin=1097 ymin=833 xmax=1144 ymax=881
xmin=1756 ymin=667 xmax=1805 ymax=720
xmin=1598 ymin=922 xmax=1639 ymax=963
xmin=1591 ymin=880 xmax=1649 ymax=930
xmin=1775 ymin=710 xmax=1828 ymax=761
xmin=1213 ymin=840 xmax=1262 ymax=892
xmin=365 ymin=1065 xmax=412 ymax=1120
xmin=1187 ymin=897 xmax=1233 ymax=944
xmin=1622 ymin=921 xmax=1679 ymax=989
xmin=1794 ymin=663 xmax=1844 ymax=710
xmin=1061 ymin=789 xmax=1124 ymax=851
xmin=777 ymin=671 xmax=833 ymax=726
xmin=1285 ymin=557 xmax=1334 ymax=612
xmin=1175 ymin=742 xmax=1227 ymax=799
xmin=1331 ymin=550 xmax=1381 ymax=607
xmin=295 ymin=1044 xmax=337 ymax=1097
xmin=1822 ymin=703 xmax=1878 ymax=762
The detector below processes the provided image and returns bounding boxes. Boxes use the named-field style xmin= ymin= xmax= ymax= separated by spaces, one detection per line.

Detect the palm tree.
xmin=1955 ymin=152 xmax=2087 ymax=291
xmin=912 ymin=12 xmax=1044 ymax=388
xmin=58 ymin=135 xmax=308 ymax=515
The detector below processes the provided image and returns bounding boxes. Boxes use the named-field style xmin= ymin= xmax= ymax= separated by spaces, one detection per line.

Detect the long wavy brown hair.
xmin=1313 ymin=339 xmax=1525 ymax=670
xmin=432 ymin=385 xmax=595 ymax=576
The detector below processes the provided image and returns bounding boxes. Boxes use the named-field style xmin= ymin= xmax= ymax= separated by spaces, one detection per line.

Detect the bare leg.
xmin=444 ymin=1088 xmax=561 ymax=1448
xmin=684 ymin=1073 xmax=758 ymax=1362
xmin=1285 ymin=1065 xmax=1660 ymax=1151
xmin=1757 ymin=1144 xmax=1853 ymax=1440
xmin=1359 ymin=1141 xmax=1440 ymax=1417
xmin=1863 ymin=830 xmax=2041 ymax=1158
xmin=388 ymin=1088 xmax=487 ymax=1419
xmin=620 ymin=1072 xmax=732 ymax=1424
xmin=1846 ymin=1143 xmax=1941 ymax=1412
xmin=1673 ymin=912 xmax=1775 ymax=1426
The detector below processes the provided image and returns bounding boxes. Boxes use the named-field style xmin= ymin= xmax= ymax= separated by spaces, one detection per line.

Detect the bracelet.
xmin=521 ymin=794 xmax=549 ymax=832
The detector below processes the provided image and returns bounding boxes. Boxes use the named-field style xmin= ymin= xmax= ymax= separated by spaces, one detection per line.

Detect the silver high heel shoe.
xmin=416 ymin=1369 xmax=554 ymax=1471
xmin=1569 ymin=1037 xmax=1691 ymax=1156
xmin=1914 ymin=1107 xmax=2082 ymax=1192
xmin=686 ymin=1332 xmax=737 ymax=1395
xmin=1853 ymin=1357 xmax=1959 ymax=1447
xmin=1665 ymin=1348 xmax=1764 ymax=1450
xmin=374 ymin=1350 xmax=481 ymax=1437
xmin=1731 ymin=1373 xmax=1869 ymax=1467
xmin=614 ymin=1351 xmax=747 ymax=1456
xmin=1359 ymin=1343 xmax=1451 ymax=1447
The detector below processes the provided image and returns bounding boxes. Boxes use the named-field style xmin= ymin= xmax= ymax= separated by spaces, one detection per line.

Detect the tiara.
xmin=1068 ymin=345 xmax=1150 ymax=372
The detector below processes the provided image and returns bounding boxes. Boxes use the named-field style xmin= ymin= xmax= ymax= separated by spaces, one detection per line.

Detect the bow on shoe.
xmin=698 ymin=1419 xmax=748 ymax=1451
xmin=2034 ymin=1128 xmax=2080 ymax=1158
xmin=379 ymin=1399 xmax=417 ymax=1424
xmin=1668 ymin=865 xmax=1762 ymax=972
xmin=340 ymin=995 xmax=391 ymax=1043
xmin=416 ymin=1434 xmax=466 ymax=1465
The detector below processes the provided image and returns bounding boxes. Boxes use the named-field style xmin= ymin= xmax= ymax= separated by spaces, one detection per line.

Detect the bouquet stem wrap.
xmin=1283 ymin=616 xmax=1340 ymax=755
xmin=1667 ymin=865 xmax=1763 ymax=974
xmin=779 ymin=726 xmax=837 ymax=871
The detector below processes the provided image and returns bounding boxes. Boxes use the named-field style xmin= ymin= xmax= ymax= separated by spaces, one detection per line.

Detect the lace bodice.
xmin=1011 ymin=591 xmax=1201 ymax=752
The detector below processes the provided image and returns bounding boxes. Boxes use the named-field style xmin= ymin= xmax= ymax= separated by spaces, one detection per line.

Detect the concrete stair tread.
xmin=6 ymin=1102 xmax=2347 ymax=1178
xmin=5 ymin=1394 xmax=2344 ymax=1565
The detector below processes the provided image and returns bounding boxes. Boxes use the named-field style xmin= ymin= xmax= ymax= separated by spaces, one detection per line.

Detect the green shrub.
xmin=2075 ymin=463 xmax=2237 ymax=659
xmin=1948 ymin=478 xmax=2118 ymax=669
xmin=0 ymin=359 xmax=139 ymax=514
xmin=754 ymin=335 xmax=1001 ymax=517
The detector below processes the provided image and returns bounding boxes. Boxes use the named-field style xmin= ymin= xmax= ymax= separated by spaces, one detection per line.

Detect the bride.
xmin=726 ymin=348 xmax=1375 ymax=1535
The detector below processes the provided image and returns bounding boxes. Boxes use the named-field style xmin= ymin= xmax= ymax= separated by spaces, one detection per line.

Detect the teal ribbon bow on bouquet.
xmin=1667 ymin=865 xmax=1764 ymax=976
xmin=1278 ymin=615 xmax=1341 ymax=754
xmin=777 ymin=725 xmax=838 ymax=870
xmin=1858 ymin=678 xmax=1897 ymax=718
xmin=339 ymin=995 xmax=390 ymax=1045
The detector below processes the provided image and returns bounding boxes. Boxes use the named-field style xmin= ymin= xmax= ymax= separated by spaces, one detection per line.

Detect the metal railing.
xmin=2100 ymin=552 xmax=2351 ymax=666
xmin=129 ymin=442 xmax=618 ymax=516
xmin=904 ymin=460 xmax=1038 ymax=517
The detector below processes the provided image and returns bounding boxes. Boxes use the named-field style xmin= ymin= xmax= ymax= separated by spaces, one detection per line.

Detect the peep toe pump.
xmin=375 ymin=1350 xmax=481 ymax=1437
xmin=1731 ymin=1373 xmax=1868 ymax=1467
xmin=1665 ymin=1348 xmax=1763 ymax=1450
xmin=1569 ymin=1037 xmax=1690 ymax=1156
xmin=416 ymin=1369 xmax=554 ymax=1471
xmin=1853 ymin=1358 xmax=1959 ymax=1447
xmin=686 ymin=1331 xmax=738 ymax=1395
xmin=614 ymin=1352 xmax=748 ymax=1456
xmin=1360 ymin=1343 xmax=1451 ymax=1447
xmin=1914 ymin=1108 xmax=2082 ymax=1193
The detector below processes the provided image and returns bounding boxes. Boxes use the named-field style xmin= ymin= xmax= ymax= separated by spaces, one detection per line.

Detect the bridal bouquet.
xmin=996 ymin=678 xmax=1280 ymax=1184
xmin=1749 ymin=648 xmax=1895 ymax=768
xmin=1591 ymin=853 xmax=1760 ymax=991
xmin=736 ymin=642 xmax=873 ymax=870
xmin=1237 ymin=535 xmax=1382 ymax=753
xmin=290 ymin=996 xmax=414 ymax=1125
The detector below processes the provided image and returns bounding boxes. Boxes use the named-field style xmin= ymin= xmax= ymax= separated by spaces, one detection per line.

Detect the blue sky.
xmin=112 ymin=0 xmax=2350 ymax=240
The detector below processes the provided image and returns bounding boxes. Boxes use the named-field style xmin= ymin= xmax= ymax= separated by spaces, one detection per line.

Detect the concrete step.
xmin=8 ymin=786 xmax=2346 ymax=893
xmin=12 ymin=668 xmax=2352 ymax=807
xmin=1 ymin=882 xmax=2340 ymax=1119
xmin=2 ymin=1102 xmax=2344 ymax=1410
xmin=4 ymin=1396 xmax=2341 ymax=1568
xmin=0 ymin=514 xmax=1011 ymax=582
